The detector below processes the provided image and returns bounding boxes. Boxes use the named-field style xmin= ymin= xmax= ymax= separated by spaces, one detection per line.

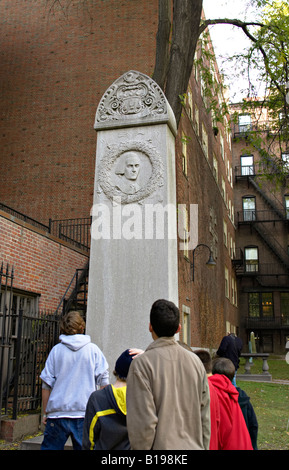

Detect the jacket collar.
xmin=146 ymin=336 xmax=177 ymax=351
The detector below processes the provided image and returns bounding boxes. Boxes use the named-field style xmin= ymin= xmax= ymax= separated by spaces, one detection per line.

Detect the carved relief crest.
xmin=95 ymin=71 xmax=168 ymax=128
xmin=97 ymin=141 xmax=164 ymax=204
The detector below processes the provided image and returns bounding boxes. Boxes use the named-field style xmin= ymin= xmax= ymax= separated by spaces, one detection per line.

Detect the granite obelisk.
xmin=86 ymin=71 xmax=178 ymax=375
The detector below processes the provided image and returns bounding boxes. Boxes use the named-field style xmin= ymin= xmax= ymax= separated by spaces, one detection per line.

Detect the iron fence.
xmin=0 ymin=263 xmax=61 ymax=419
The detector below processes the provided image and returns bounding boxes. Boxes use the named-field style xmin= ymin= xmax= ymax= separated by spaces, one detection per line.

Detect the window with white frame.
xmin=241 ymin=155 xmax=254 ymax=176
xmin=238 ymin=114 xmax=252 ymax=133
xmin=182 ymin=306 xmax=191 ymax=345
xmin=245 ymin=246 xmax=259 ymax=272
xmin=281 ymin=152 xmax=289 ymax=169
xmin=225 ymin=266 xmax=229 ymax=298
xmin=181 ymin=132 xmax=188 ymax=176
xmin=202 ymin=124 xmax=208 ymax=159
xmin=213 ymin=154 xmax=218 ymax=181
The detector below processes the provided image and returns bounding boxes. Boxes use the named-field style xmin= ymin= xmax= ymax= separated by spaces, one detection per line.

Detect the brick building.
xmin=0 ymin=1 xmax=237 ymax=350
xmin=231 ymin=103 xmax=289 ymax=353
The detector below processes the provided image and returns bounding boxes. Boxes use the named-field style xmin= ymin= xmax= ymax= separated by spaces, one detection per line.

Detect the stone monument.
xmin=86 ymin=70 xmax=178 ymax=376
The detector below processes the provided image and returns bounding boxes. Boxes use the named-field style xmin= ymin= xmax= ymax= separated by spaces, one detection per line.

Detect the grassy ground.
xmin=237 ymin=356 xmax=289 ymax=450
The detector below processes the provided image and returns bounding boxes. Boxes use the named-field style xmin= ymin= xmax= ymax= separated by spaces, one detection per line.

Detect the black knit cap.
xmin=114 ymin=349 xmax=133 ymax=379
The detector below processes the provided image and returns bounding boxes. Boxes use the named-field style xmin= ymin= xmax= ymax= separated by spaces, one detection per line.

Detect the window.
xmin=282 ymin=152 xmax=289 ymax=170
xmin=232 ymin=277 xmax=237 ymax=306
xmin=241 ymin=155 xmax=254 ymax=176
xmin=285 ymin=195 xmax=289 ymax=219
xmin=223 ymin=220 xmax=228 ymax=247
xmin=187 ymin=89 xmax=193 ymax=119
xmin=242 ymin=196 xmax=256 ymax=221
xmin=181 ymin=132 xmax=188 ymax=176
xmin=221 ymin=177 xmax=226 ymax=200
xmin=182 ymin=306 xmax=191 ymax=345
xmin=238 ymin=114 xmax=252 ymax=133
xmin=281 ymin=293 xmax=289 ymax=325
xmin=182 ymin=205 xmax=189 ymax=259
xmin=202 ymin=124 xmax=208 ymax=159
xmin=213 ymin=154 xmax=218 ymax=181
xmin=220 ymin=134 xmax=224 ymax=160
xmin=249 ymin=292 xmax=273 ymax=318
xmin=194 ymin=104 xmax=199 ymax=135
xmin=225 ymin=266 xmax=229 ymax=298
xmin=245 ymin=246 xmax=259 ymax=272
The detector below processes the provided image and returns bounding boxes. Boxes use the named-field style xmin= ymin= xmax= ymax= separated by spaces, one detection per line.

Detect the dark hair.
xmin=150 ymin=299 xmax=180 ymax=337
xmin=212 ymin=357 xmax=235 ymax=381
xmin=193 ymin=349 xmax=212 ymax=374
xmin=60 ymin=311 xmax=85 ymax=335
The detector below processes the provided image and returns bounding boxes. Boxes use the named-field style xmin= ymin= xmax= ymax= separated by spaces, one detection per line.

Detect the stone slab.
xmin=21 ymin=434 xmax=73 ymax=450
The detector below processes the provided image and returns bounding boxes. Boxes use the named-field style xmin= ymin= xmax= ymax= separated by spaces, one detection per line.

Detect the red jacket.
xmin=208 ymin=379 xmax=220 ymax=450
xmin=208 ymin=374 xmax=253 ymax=450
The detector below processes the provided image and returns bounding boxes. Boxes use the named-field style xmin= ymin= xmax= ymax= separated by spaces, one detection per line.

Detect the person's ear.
xmin=176 ymin=323 xmax=181 ymax=334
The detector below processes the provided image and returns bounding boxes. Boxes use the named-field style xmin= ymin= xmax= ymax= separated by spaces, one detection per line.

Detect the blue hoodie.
xmin=40 ymin=334 xmax=109 ymax=418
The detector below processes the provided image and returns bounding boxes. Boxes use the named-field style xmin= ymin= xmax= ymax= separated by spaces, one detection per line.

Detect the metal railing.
xmin=237 ymin=209 xmax=288 ymax=224
xmin=49 ymin=217 xmax=91 ymax=252
xmin=0 ymin=201 xmax=91 ymax=251
xmin=234 ymin=262 xmax=289 ymax=277
xmin=244 ymin=316 xmax=289 ymax=329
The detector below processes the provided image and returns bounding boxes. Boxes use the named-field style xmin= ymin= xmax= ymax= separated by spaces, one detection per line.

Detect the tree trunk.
xmin=163 ymin=0 xmax=203 ymax=126
xmin=152 ymin=0 xmax=172 ymax=89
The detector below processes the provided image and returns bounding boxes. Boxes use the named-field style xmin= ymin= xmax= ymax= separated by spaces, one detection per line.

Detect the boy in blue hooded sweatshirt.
xmin=40 ymin=311 xmax=109 ymax=450
xmin=82 ymin=348 xmax=142 ymax=450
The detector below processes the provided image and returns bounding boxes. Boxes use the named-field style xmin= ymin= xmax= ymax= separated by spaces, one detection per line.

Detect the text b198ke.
xmin=145 ymin=455 xmax=188 ymax=465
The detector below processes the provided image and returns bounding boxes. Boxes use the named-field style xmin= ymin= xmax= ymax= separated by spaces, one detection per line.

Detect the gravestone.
xmin=86 ymin=71 xmax=178 ymax=376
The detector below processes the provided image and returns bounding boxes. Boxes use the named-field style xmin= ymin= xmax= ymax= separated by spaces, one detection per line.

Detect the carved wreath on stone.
xmin=98 ymin=141 xmax=164 ymax=204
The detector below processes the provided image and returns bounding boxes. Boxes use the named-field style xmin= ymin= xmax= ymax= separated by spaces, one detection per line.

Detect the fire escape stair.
xmin=252 ymin=223 xmax=289 ymax=272
xmin=248 ymin=176 xmax=287 ymax=222
xmin=55 ymin=261 xmax=89 ymax=318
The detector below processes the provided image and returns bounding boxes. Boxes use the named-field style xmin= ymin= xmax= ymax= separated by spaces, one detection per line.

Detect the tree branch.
xmin=200 ymin=18 xmax=284 ymax=96
xmin=199 ymin=18 xmax=266 ymax=36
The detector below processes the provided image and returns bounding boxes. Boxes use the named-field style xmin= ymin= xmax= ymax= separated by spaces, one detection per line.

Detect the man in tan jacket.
xmin=126 ymin=299 xmax=211 ymax=450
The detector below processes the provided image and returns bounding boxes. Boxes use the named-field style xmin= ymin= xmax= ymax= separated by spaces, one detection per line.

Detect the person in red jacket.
xmin=209 ymin=358 xmax=253 ymax=450
xmin=193 ymin=349 xmax=220 ymax=450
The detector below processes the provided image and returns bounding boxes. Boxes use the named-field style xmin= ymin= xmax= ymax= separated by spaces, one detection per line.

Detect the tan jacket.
xmin=126 ymin=337 xmax=211 ymax=450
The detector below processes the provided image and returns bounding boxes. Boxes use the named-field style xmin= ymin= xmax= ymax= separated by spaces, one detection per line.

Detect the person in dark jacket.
xmin=236 ymin=386 xmax=258 ymax=450
xmin=82 ymin=348 xmax=142 ymax=450
xmin=216 ymin=333 xmax=243 ymax=386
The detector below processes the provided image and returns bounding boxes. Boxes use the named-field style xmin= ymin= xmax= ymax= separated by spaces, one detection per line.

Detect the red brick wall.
xmin=176 ymin=58 xmax=237 ymax=348
xmin=0 ymin=0 xmax=158 ymax=224
xmin=0 ymin=213 xmax=88 ymax=311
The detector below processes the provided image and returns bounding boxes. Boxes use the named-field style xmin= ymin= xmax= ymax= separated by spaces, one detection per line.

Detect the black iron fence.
xmin=0 ymin=264 xmax=61 ymax=419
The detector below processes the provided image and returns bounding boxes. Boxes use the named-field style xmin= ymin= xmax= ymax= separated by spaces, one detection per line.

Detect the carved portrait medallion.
xmin=97 ymin=141 xmax=164 ymax=204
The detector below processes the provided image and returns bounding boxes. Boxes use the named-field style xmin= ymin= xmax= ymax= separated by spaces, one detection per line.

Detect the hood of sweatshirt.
xmin=59 ymin=333 xmax=91 ymax=351
xmin=209 ymin=374 xmax=239 ymax=403
xmin=105 ymin=385 xmax=127 ymax=416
